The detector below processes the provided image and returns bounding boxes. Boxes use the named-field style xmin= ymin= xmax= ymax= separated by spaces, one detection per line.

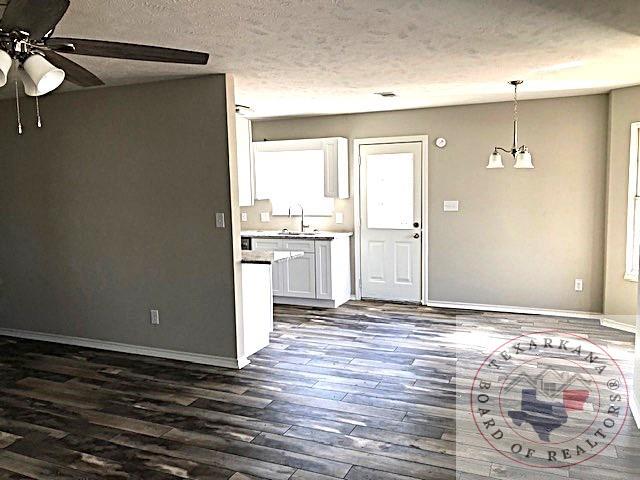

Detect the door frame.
xmin=353 ymin=135 xmax=429 ymax=304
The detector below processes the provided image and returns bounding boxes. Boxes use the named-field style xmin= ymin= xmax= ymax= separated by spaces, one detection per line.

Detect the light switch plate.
xmin=335 ymin=212 xmax=344 ymax=224
xmin=241 ymin=212 xmax=248 ymax=222
xmin=260 ymin=212 xmax=270 ymax=222
xmin=215 ymin=212 xmax=225 ymax=228
xmin=443 ymin=200 xmax=459 ymax=212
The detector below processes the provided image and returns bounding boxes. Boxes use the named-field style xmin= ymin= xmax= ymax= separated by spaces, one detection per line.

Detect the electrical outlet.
xmin=335 ymin=212 xmax=344 ymax=224
xmin=260 ymin=212 xmax=270 ymax=222
xmin=241 ymin=212 xmax=248 ymax=222
xmin=215 ymin=212 xmax=225 ymax=228
xmin=150 ymin=309 xmax=160 ymax=325
xmin=574 ymin=279 xmax=583 ymax=292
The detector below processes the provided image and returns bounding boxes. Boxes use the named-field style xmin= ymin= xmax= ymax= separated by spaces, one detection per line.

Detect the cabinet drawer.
xmin=253 ymin=239 xmax=283 ymax=251
xmin=283 ymin=239 xmax=315 ymax=253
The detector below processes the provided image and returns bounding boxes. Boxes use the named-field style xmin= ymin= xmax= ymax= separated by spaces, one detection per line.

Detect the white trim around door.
xmin=353 ymin=136 xmax=429 ymax=304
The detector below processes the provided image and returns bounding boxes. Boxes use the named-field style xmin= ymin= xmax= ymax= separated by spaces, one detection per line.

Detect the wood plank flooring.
xmin=0 ymin=301 xmax=637 ymax=479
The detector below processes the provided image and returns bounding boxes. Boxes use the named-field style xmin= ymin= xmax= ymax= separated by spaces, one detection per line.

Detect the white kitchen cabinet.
xmin=315 ymin=240 xmax=332 ymax=300
xmin=236 ymin=116 xmax=254 ymax=207
xmin=323 ymin=137 xmax=349 ymax=198
xmin=283 ymin=253 xmax=316 ymax=297
xmin=253 ymin=239 xmax=284 ymax=295
xmin=252 ymin=137 xmax=349 ymax=199
xmin=249 ymin=235 xmax=351 ymax=308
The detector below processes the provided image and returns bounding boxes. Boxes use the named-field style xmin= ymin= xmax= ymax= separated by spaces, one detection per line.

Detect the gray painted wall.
xmin=249 ymin=95 xmax=609 ymax=313
xmin=0 ymin=75 xmax=239 ymax=358
xmin=604 ymin=86 xmax=640 ymax=326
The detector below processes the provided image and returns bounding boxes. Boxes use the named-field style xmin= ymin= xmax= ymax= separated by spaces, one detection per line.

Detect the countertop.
xmin=241 ymin=250 xmax=304 ymax=264
xmin=241 ymin=230 xmax=353 ymax=240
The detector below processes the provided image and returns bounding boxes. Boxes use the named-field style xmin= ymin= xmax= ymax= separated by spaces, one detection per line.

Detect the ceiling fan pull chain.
xmin=14 ymin=79 xmax=22 ymax=135
xmin=35 ymin=96 xmax=42 ymax=128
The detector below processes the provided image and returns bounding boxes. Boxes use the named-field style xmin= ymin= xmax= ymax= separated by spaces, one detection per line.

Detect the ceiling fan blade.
xmin=46 ymin=37 xmax=209 ymax=65
xmin=41 ymin=49 xmax=104 ymax=87
xmin=0 ymin=0 xmax=69 ymax=40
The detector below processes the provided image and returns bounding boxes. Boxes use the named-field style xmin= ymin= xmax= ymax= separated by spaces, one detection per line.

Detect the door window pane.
xmin=366 ymin=153 xmax=414 ymax=229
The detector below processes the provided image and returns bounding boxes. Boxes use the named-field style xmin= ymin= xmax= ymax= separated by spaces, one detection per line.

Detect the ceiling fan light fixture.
xmin=0 ymin=50 xmax=12 ymax=88
xmin=23 ymin=54 xmax=65 ymax=95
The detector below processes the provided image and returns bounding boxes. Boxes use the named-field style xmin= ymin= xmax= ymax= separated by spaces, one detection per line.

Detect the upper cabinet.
xmin=253 ymin=137 xmax=349 ymax=199
xmin=323 ymin=137 xmax=349 ymax=198
xmin=236 ymin=116 xmax=254 ymax=207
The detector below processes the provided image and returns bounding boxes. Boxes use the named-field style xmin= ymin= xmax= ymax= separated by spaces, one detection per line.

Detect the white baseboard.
xmin=426 ymin=300 xmax=602 ymax=320
xmin=0 ymin=328 xmax=248 ymax=369
xmin=274 ymin=296 xmax=346 ymax=308
xmin=630 ymin=391 xmax=640 ymax=429
xmin=601 ymin=317 xmax=637 ymax=334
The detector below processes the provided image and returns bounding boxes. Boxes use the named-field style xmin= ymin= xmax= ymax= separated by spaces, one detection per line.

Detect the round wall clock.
xmin=435 ymin=137 xmax=447 ymax=148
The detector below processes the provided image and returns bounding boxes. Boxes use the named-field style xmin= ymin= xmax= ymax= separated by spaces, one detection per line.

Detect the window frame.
xmin=624 ymin=122 xmax=640 ymax=282
xmin=253 ymin=138 xmax=335 ymax=217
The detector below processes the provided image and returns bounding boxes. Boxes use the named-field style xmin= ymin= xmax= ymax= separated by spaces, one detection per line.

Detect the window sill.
xmin=623 ymin=272 xmax=638 ymax=282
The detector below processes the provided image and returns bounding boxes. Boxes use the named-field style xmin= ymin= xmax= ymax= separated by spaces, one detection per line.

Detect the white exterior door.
xmin=359 ymin=141 xmax=423 ymax=302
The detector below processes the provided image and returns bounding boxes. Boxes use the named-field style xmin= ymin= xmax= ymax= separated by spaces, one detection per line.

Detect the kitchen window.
xmin=254 ymin=148 xmax=334 ymax=216
xmin=625 ymin=122 xmax=640 ymax=281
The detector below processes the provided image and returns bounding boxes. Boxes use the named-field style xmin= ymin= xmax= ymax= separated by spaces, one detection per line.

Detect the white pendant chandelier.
xmin=488 ymin=80 xmax=534 ymax=169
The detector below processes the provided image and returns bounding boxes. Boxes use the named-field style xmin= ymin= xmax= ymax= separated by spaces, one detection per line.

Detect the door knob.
xmin=413 ymin=233 xmax=420 ymax=239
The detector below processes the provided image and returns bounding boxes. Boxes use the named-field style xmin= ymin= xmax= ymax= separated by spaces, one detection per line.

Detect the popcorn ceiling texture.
xmin=5 ymin=0 xmax=640 ymax=117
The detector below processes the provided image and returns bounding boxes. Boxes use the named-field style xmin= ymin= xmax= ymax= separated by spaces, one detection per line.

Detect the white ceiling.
xmin=10 ymin=0 xmax=640 ymax=117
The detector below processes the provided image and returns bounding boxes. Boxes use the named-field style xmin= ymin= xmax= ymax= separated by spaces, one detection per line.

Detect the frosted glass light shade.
xmin=0 ymin=49 xmax=12 ymax=88
xmin=23 ymin=54 xmax=65 ymax=95
xmin=20 ymin=68 xmax=39 ymax=96
xmin=487 ymin=151 xmax=504 ymax=169
xmin=514 ymin=148 xmax=534 ymax=169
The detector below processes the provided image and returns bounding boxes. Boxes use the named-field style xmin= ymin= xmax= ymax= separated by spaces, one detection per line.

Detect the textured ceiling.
xmin=5 ymin=0 xmax=640 ymax=117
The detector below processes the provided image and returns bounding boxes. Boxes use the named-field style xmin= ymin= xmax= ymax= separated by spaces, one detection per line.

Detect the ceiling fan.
xmin=0 ymin=0 xmax=209 ymax=133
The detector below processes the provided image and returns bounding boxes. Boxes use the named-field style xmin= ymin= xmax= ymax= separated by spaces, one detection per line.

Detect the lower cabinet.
xmin=283 ymin=253 xmax=316 ymax=297
xmin=252 ymin=237 xmax=351 ymax=308
xmin=314 ymin=240 xmax=332 ymax=300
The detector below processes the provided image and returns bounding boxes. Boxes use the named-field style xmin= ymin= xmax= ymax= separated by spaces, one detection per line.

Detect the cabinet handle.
xmin=413 ymin=233 xmax=420 ymax=239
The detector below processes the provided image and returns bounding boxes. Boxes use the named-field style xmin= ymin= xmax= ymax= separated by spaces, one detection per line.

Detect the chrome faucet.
xmin=289 ymin=203 xmax=309 ymax=232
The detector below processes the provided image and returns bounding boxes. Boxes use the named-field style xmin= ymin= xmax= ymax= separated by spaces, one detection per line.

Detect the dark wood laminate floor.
xmin=0 ymin=301 xmax=637 ymax=479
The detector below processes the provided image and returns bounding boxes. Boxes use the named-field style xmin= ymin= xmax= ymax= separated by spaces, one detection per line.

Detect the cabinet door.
xmin=324 ymin=137 xmax=349 ymax=199
xmin=315 ymin=241 xmax=333 ymax=299
xmin=236 ymin=116 xmax=254 ymax=207
xmin=283 ymin=239 xmax=315 ymax=253
xmin=283 ymin=253 xmax=316 ymax=298
xmin=252 ymin=239 xmax=284 ymax=295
